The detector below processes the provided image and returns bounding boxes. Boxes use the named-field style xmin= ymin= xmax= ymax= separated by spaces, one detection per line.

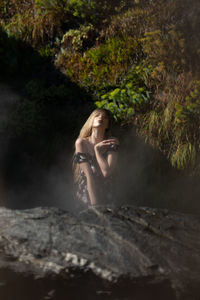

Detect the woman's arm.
xmin=75 ymin=138 xmax=98 ymax=205
xmin=94 ymin=138 xmax=119 ymax=177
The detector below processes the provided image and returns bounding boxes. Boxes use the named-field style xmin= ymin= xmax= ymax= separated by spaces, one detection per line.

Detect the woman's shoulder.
xmin=75 ymin=137 xmax=86 ymax=145
xmin=75 ymin=137 xmax=89 ymax=152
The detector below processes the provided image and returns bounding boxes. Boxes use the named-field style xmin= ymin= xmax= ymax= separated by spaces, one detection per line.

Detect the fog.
xmin=114 ymin=127 xmax=200 ymax=214
xmin=0 ymin=83 xmax=200 ymax=214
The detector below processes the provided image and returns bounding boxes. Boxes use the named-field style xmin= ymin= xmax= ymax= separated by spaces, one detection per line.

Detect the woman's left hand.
xmin=95 ymin=138 xmax=119 ymax=154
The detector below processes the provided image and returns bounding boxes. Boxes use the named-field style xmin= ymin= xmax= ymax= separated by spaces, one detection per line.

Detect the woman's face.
xmin=92 ymin=111 xmax=109 ymax=131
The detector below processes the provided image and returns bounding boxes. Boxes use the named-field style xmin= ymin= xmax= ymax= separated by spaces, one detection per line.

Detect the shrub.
xmin=56 ymin=36 xmax=140 ymax=90
xmin=95 ymin=64 xmax=151 ymax=121
xmin=61 ymin=24 xmax=96 ymax=52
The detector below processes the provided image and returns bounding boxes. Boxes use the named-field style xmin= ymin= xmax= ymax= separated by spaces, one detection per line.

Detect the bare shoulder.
xmin=75 ymin=137 xmax=88 ymax=152
xmin=75 ymin=137 xmax=85 ymax=146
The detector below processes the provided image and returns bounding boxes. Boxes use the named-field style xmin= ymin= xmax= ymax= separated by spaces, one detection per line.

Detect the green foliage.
xmin=137 ymin=76 xmax=200 ymax=172
xmin=37 ymin=44 xmax=54 ymax=58
xmin=1 ymin=0 xmax=200 ymax=173
xmin=174 ymin=80 xmax=200 ymax=124
xmin=96 ymin=84 xmax=149 ymax=121
xmin=66 ymin=0 xmax=97 ymax=20
xmin=0 ymin=0 xmax=133 ymax=48
xmin=185 ymin=81 xmax=200 ymax=113
xmin=141 ymin=28 xmax=186 ymax=75
xmin=61 ymin=24 xmax=95 ymax=52
xmin=95 ymin=65 xmax=151 ymax=121
xmin=99 ymin=7 xmax=152 ymax=41
xmin=66 ymin=0 xmax=133 ymax=22
xmin=57 ymin=36 xmax=140 ymax=89
xmin=171 ymin=143 xmax=196 ymax=170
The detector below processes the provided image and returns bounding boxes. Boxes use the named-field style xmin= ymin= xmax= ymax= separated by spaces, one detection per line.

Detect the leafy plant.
xmin=61 ymin=24 xmax=95 ymax=52
xmin=95 ymin=64 xmax=151 ymax=121
xmin=96 ymin=84 xmax=150 ymax=121
xmin=57 ymin=36 xmax=140 ymax=90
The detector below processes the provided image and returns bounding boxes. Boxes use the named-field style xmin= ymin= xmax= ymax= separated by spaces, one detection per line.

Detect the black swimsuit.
xmin=73 ymin=145 xmax=119 ymax=208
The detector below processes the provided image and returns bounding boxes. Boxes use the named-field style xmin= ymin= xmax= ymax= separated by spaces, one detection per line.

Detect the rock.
xmin=0 ymin=205 xmax=199 ymax=300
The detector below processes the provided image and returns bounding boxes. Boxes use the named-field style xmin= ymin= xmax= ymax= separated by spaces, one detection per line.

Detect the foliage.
xmin=1 ymin=0 xmax=65 ymax=46
xmin=61 ymin=24 xmax=95 ymax=52
xmin=1 ymin=0 xmax=200 ymax=173
xmin=141 ymin=28 xmax=186 ymax=75
xmin=98 ymin=7 xmax=151 ymax=41
xmin=176 ymin=81 xmax=200 ymax=121
xmin=137 ymin=74 xmax=200 ymax=172
xmin=57 ymin=36 xmax=140 ymax=90
xmin=95 ymin=65 xmax=151 ymax=121
xmin=0 ymin=0 xmax=134 ymax=48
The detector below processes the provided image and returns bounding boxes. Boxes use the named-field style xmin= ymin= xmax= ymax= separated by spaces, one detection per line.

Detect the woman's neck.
xmin=89 ymin=128 xmax=105 ymax=145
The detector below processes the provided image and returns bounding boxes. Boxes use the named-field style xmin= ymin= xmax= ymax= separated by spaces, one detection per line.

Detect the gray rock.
xmin=0 ymin=205 xmax=199 ymax=300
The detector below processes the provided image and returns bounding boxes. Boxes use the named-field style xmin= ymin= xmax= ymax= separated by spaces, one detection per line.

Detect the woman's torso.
xmin=74 ymin=138 xmax=117 ymax=207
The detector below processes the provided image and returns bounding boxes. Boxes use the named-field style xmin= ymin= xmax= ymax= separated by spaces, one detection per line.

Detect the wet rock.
xmin=0 ymin=206 xmax=199 ymax=300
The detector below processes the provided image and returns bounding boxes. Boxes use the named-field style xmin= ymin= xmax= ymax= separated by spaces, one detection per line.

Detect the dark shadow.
xmin=0 ymin=27 xmax=94 ymax=210
xmin=0 ymin=268 xmax=178 ymax=300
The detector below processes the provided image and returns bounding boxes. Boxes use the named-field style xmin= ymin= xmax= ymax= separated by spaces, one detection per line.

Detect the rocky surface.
xmin=0 ymin=205 xmax=199 ymax=300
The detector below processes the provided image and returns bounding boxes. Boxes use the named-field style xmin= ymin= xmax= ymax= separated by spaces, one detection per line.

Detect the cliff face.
xmin=0 ymin=205 xmax=199 ymax=300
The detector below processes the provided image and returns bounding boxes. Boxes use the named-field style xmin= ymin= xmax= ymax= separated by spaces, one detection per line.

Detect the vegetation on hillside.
xmin=0 ymin=0 xmax=200 ymax=173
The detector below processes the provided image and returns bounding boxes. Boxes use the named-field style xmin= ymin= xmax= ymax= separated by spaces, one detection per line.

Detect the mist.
xmin=1 ymin=94 xmax=199 ymax=215
xmin=114 ymin=127 xmax=200 ymax=214
xmin=0 ymin=0 xmax=200 ymax=214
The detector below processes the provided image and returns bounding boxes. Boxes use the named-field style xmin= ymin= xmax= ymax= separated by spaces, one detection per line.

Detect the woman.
xmin=73 ymin=108 xmax=119 ymax=208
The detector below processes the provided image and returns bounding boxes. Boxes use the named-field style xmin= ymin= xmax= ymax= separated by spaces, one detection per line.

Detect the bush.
xmin=61 ymin=24 xmax=96 ymax=52
xmin=95 ymin=64 xmax=151 ymax=121
xmin=56 ymin=36 xmax=140 ymax=90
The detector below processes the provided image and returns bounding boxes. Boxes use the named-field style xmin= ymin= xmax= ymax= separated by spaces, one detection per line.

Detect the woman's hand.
xmin=94 ymin=138 xmax=119 ymax=154
xmin=94 ymin=138 xmax=119 ymax=177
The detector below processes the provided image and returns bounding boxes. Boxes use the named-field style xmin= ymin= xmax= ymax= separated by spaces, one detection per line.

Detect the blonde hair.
xmin=73 ymin=108 xmax=112 ymax=182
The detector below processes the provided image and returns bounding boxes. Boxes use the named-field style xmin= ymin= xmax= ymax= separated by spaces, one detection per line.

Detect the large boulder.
xmin=0 ymin=206 xmax=199 ymax=300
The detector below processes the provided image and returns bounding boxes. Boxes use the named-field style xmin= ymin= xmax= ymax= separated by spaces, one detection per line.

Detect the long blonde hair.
xmin=73 ymin=108 xmax=112 ymax=182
